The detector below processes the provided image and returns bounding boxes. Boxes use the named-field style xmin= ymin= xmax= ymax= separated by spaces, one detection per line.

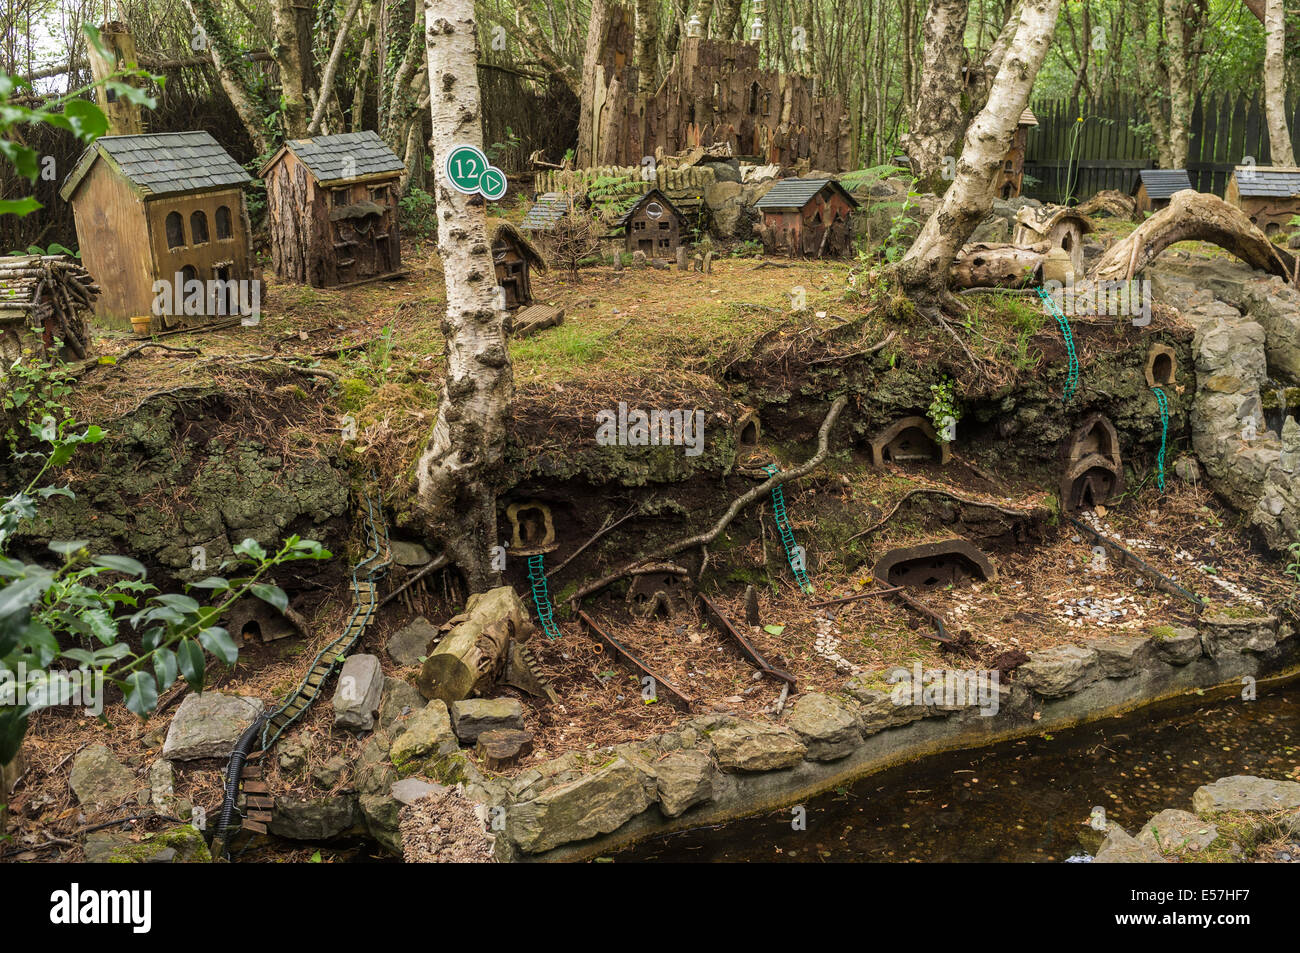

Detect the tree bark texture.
xmin=902 ymin=0 xmax=970 ymax=191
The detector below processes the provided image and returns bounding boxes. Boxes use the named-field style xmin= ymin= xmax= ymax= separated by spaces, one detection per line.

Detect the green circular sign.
xmin=445 ymin=144 xmax=489 ymax=194
xmin=478 ymin=166 xmax=508 ymax=201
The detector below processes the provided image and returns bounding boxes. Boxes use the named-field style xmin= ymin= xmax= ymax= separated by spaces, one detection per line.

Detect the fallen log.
xmin=415 ymin=587 xmax=522 ymax=703
xmin=950 ymin=241 xmax=1050 ymax=288
xmin=1090 ymin=189 xmax=1297 ymax=283
xmin=1074 ymin=189 xmax=1137 ymax=219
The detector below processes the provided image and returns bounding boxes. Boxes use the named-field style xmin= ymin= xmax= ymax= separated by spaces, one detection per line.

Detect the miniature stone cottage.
xmin=617 ymin=189 xmax=688 ymax=259
xmin=753 ymin=178 xmax=858 ymax=258
xmin=261 ymin=131 xmax=405 ymax=287
xmin=59 ymin=131 xmax=253 ymax=328
xmin=1225 ymin=166 xmax=1300 ymax=235
xmin=1131 ymin=169 xmax=1193 ymax=215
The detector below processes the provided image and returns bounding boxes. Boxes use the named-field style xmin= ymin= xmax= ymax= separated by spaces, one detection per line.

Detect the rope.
xmin=1037 ymin=287 xmax=1080 ymax=402
xmin=527 ymin=553 xmax=563 ymax=639
xmin=763 ymin=464 xmax=814 ymax=594
xmin=1151 ymin=386 xmax=1169 ymax=492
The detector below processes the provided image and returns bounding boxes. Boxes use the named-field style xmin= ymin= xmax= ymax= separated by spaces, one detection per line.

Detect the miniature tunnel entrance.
xmin=1070 ymin=467 xmax=1117 ymax=511
xmin=874 ymin=539 xmax=996 ymax=591
xmin=869 ymin=416 xmax=951 ymax=467
xmin=1144 ymin=344 xmax=1178 ymax=388
xmin=506 ymin=501 xmax=557 ymax=555
xmin=1059 ymin=413 xmax=1124 ymax=514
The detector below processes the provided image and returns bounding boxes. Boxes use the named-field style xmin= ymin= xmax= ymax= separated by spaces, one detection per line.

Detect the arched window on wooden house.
xmin=165 ymin=211 xmax=185 ymax=248
xmin=190 ymin=210 xmax=209 ymax=245
xmin=215 ymin=205 xmax=233 ymax=240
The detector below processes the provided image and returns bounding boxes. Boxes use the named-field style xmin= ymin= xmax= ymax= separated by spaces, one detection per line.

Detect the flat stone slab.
xmin=386 ymin=616 xmax=439 ymax=667
xmin=1192 ymin=775 xmax=1300 ymax=814
xmin=162 ymin=693 xmax=264 ymax=761
xmin=332 ymin=653 xmax=384 ymax=730
xmin=1137 ymin=809 xmax=1219 ymax=854
xmin=711 ymin=720 xmax=806 ymax=772
xmin=391 ymin=777 xmax=448 ymax=806
xmin=450 ymin=697 xmax=525 ymax=743
xmin=507 ymin=758 xmax=653 ymax=854
xmin=70 ymin=745 xmax=136 ymax=810
xmin=1150 ymin=627 xmax=1202 ymax=665
xmin=1017 ymin=644 xmax=1101 ymax=698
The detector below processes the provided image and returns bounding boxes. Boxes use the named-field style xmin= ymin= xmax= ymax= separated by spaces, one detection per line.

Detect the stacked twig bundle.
xmin=0 ymin=255 xmax=99 ymax=359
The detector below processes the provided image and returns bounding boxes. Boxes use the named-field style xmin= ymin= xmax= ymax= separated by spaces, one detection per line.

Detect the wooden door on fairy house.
xmin=1225 ymin=166 xmax=1300 ymax=235
xmin=260 ymin=131 xmax=405 ymax=287
xmin=997 ymin=109 xmax=1038 ymax=200
xmin=617 ymin=189 xmax=686 ymax=258
xmin=490 ymin=221 xmax=547 ymax=309
xmin=753 ymin=178 xmax=859 ymax=258
xmin=58 ymin=131 xmax=253 ymax=329
xmin=1131 ymin=169 xmax=1192 ymax=215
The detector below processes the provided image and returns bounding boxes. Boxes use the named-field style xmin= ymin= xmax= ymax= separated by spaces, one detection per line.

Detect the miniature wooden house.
xmin=753 ymin=178 xmax=859 ymax=258
xmin=1013 ymin=205 xmax=1095 ymax=276
xmin=1131 ymin=169 xmax=1193 ymax=215
xmin=58 ymin=131 xmax=253 ymax=328
xmin=617 ymin=189 xmax=687 ymax=259
xmin=521 ymin=192 xmax=575 ymax=233
xmin=874 ymin=539 xmax=996 ymax=591
xmin=998 ymin=109 xmax=1038 ymax=200
xmin=491 ymin=221 xmax=547 ymax=310
xmin=1225 ymin=166 xmax=1300 ymax=235
xmin=261 ymin=131 xmax=405 ymax=288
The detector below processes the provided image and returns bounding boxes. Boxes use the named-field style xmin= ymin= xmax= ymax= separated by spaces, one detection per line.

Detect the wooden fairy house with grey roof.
xmin=521 ymin=192 xmax=574 ymax=233
xmin=753 ymin=178 xmax=859 ymax=258
xmin=58 ymin=131 xmax=253 ymax=328
xmin=261 ymin=131 xmax=405 ymax=287
xmin=1225 ymin=166 xmax=1300 ymax=235
xmin=617 ymin=189 xmax=687 ymax=259
xmin=1131 ymin=169 xmax=1193 ymax=215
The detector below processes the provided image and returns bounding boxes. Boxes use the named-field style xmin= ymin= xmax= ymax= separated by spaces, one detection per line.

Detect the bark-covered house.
xmin=1225 ymin=166 xmax=1300 ymax=234
xmin=753 ymin=178 xmax=858 ymax=258
xmin=58 ymin=131 xmax=253 ymax=328
xmin=997 ymin=109 xmax=1038 ymax=200
xmin=616 ymin=189 xmax=687 ymax=259
xmin=261 ymin=131 xmax=405 ymax=287
xmin=490 ymin=221 xmax=546 ymax=309
xmin=1131 ymin=169 xmax=1193 ymax=214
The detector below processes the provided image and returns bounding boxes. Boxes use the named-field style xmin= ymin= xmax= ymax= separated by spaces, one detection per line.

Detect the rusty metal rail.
xmin=1068 ymin=515 xmax=1206 ymax=612
xmin=577 ymin=610 xmax=694 ymax=711
xmin=695 ymin=593 xmax=797 ymax=690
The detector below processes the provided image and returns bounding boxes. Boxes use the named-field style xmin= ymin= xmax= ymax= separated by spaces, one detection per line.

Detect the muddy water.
xmin=618 ymin=680 xmax=1300 ymax=862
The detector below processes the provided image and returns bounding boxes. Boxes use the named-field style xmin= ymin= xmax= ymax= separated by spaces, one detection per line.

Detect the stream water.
xmin=618 ymin=679 xmax=1300 ymax=862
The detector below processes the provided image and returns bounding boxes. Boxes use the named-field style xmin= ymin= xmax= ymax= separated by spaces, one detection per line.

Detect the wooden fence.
xmin=1023 ymin=93 xmax=1300 ymax=205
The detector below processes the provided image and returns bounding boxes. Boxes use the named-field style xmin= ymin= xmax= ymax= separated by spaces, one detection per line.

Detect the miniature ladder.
xmin=763 ymin=464 xmax=813 ymax=594
xmin=1037 ymin=287 xmax=1080 ymax=402
xmin=259 ymin=485 xmax=392 ymax=752
xmin=1152 ymin=386 xmax=1170 ymax=492
xmin=527 ymin=554 xmax=562 ymax=639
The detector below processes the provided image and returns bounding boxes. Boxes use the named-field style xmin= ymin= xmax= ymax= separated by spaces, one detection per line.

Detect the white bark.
xmin=415 ymin=0 xmax=512 ymax=589
xmin=895 ymin=0 xmax=1064 ymax=299
xmin=309 ymin=0 xmax=366 ymax=135
xmin=1163 ymin=0 xmax=1191 ymax=168
xmin=902 ymin=0 xmax=971 ymax=190
xmin=1264 ymin=0 xmax=1295 ymax=166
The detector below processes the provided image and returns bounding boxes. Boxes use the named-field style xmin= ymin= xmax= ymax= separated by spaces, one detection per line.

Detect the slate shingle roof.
xmin=753 ymin=177 xmax=859 ymax=211
xmin=277 ymin=131 xmax=404 ymax=185
xmin=1132 ymin=169 xmax=1193 ymax=200
xmin=521 ymin=193 xmax=573 ymax=231
xmin=60 ymin=131 xmax=250 ymax=201
xmin=1232 ymin=166 xmax=1300 ymax=198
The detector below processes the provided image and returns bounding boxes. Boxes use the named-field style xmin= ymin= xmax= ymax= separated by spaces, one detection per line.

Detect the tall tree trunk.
xmin=1164 ymin=0 xmax=1191 ymax=168
xmin=1263 ymin=0 xmax=1294 ymax=165
xmin=894 ymin=0 xmax=1064 ymax=302
xmin=416 ymin=0 xmax=511 ymax=591
xmin=716 ymin=0 xmax=743 ymax=39
xmin=1129 ymin=0 xmax=1173 ymax=167
xmin=351 ymin=2 xmax=379 ymax=132
xmin=635 ymin=0 xmax=660 ymax=92
xmin=310 ymin=0 xmax=366 ymax=135
xmin=902 ymin=0 xmax=970 ymax=190
xmin=273 ymin=0 xmax=311 ymax=137
xmin=516 ymin=2 xmax=580 ymax=94
xmin=183 ymin=0 xmax=271 ymax=154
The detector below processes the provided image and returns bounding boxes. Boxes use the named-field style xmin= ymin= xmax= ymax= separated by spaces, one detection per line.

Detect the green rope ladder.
xmin=1037 ymin=287 xmax=1080 ymax=402
xmin=1152 ymin=385 xmax=1169 ymax=492
xmin=763 ymin=464 xmax=813 ymax=594
xmin=527 ymin=553 xmax=563 ymax=639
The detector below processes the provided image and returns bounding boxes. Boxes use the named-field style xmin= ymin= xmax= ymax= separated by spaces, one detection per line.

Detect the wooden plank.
xmin=241 ymin=780 xmax=270 ymax=793
xmin=241 ymin=820 xmax=268 ymax=834
xmin=245 ymin=794 xmax=275 ymax=809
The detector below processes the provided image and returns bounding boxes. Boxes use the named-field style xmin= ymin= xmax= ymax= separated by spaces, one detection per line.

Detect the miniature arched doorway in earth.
xmin=506 ymin=501 xmax=557 ymax=555
xmin=1144 ymin=344 xmax=1178 ymax=389
xmin=1059 ymin=413 xmax=1124 ymax=513
xmin=869 ymin=415 xmax=951 ymax=467
xmin=873 ymin=539 xmax=996 ymax=590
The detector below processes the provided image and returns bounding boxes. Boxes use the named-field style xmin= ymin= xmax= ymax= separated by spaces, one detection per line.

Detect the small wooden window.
xmin=165 ymin=211 xmax=185 ymax=248
xmin=190 ymin=210 xmax=209 ymax=245
xmin=215 ymin=205 xmax=233 ymax=240
xmin=180 ymin=264 xmax=198 ymax=284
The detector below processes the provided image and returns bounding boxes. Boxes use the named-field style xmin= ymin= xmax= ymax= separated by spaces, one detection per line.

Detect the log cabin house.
xmin=616 ymin=188 xmax=688 ymax=259
xmin=260 ymin=131 xmax=405 ymax=287
xmin=998 ymin=109 xmax=1038 ymax=199
xmin=490 ymin=221 xmax=546 ymax=309
xmin=58 ymin=131 xmax=253 ymax=329
xmin=1225 ymin=166 xmax=1300 ymax=235
xmin=1131 ymin=169 xmax=1193 ymax=215
xmin=753 ymin=178 xmax=858 ymax=258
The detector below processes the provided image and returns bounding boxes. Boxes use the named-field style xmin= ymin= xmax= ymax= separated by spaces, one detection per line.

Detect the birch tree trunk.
xmin=1263 ymin=0 xmax=1295 ymax=166
xmin=716 ymin=0 xmax=743 ymax=39
xmin=309 ymin=0 xmax=366 ymax=135
xmin=1129 ymin=0 xmax=1173 ymax=167
xmin=894 ymin=0 xmax=1064 ymax=302
xmin=416 ymin=0 xmax=512 ymax=591
xmin=1164 ymin=0 xmax=1191 ymax=168
xmin=183 ymin=0 xmax=271 ymax=154
xmin=635 ymin=0 xmax=660 ymax=93
xmin=901 ymin=0 xmax=970 ymax=191
xmin=351 ymin=2 xmax=379 ymax=132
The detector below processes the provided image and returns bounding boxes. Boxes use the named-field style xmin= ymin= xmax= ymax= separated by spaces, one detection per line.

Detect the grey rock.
xmin=311 ymin=755 xmax=348 ymax=790
xmin=784 ymin=693 xmax=862 ymax=761
xmin=148 ymin=759 xmax=175 ymax=811
xmin=390 ymin=700 xmax=458 ymax=766
xmin=1150 ymin=627 xmax=1202 ymax=665
xmin=842 ymin=680 xmax=932 ymax=734
xmin=1085 ymin=635 xmax=1153 ymax=678
xmin=1095 ymin=826 xmax=1167 ymax=863
xmin=162 ymin=693 xmax=264 ymax=761
xmin=391 ymin=777 xmax=448 ymax=805
xmin=450 ymin=697 xmax=525 ymax=744
xmin=388 ymin=539 xmax=433 ymax=566
xmin=359 ymin=792 xmax=402 ymax=855
xmin=711 ymin=720 xmax=806 ymax=772
xmin=378 ymin=676 xmax=425 ymax=729
xmin=1192 ymin=775 xmax=1300 ymax=814
xmin=387 ymin=616 xmax=439 ymax=666
xmin=332 ymin=653 xmax=384 ymax=730
xmin=355 ymin=729 xmax=397 ymax=796
xmin=654 ymin=750 xmax=714 ymax=818
xmin=1138 ymin=809 xmax=1219 ymax=853
xmin=506 ymin=758 xmax=654 ymax=853
xmin=1017 ymin=644 xmax=1102 ymax=697
xmin=278 ymin=736 xmax=313 ymax=774
xmin=1199 ymin=612 xmax=1279 ymax=658
xmin=70 ymin=746 xmax=136 ymax=810
xmin=269 ymin=795 xmax=359 ymax=840
xmin=83 ymin=831 xmax=132 ymax=862
xmin=146 ymin=847 xmax=177 ymax=863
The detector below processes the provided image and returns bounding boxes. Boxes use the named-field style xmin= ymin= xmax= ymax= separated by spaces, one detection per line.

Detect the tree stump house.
xmin=997 ymin=109 xmax=1038 ymax=199
xmin=58 ymin=131 xmax=253 ymax=328
xmin=261 ymin=131 xmax=405 ymax=287
xmin=753 ymin=178 xmax=858 ymax=258
xmin=1225 ymin=166 xmax=1300 ymax=235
